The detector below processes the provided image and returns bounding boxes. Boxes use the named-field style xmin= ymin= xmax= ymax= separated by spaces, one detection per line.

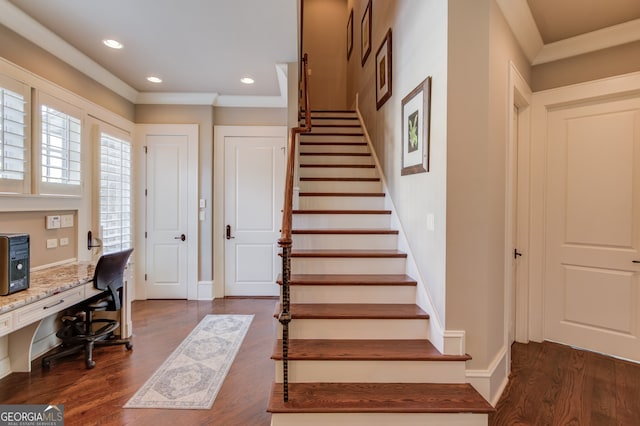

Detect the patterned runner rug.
xmin=124 ymin=314 xmax=253 ymax=409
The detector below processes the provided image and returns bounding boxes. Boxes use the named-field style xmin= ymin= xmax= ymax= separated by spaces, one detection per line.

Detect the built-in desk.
xmin=0 ymin=261 xmax=106 ymax=377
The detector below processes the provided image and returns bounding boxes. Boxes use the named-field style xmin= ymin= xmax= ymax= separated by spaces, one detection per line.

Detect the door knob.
xmin=174 ymin=234 xmax=186 ymax=241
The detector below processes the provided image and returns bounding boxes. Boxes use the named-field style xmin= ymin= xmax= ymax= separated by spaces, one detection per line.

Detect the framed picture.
xmin=347 ymin=9 xmax=354 ymax=60
xmin=361 ymin=0 xmax=371 ymax=66
xmin=375 ymin=29 xmax=392 ymax=110
xmin=401 ymin=77 xmax=432 ymax=175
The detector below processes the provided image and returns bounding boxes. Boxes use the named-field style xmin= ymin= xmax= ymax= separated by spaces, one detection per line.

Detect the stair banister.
xmin=278 ymin=53 xmax=311 ymax=402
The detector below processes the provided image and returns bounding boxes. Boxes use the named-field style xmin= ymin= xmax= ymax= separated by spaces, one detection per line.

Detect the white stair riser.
xmin=292 ymin=214 xmax=390 ymax=229
xmin=280 ymin=319 xmax=429 ymax=340
xmin=299 ymin=180 xmax=382 ymax=193
xmin=292 ymin=234 xmax=398 ymax=250
xmin=300 ymin=155 xmax=373 ymax=165
xmin=289 ymin=284 xmax=414 ymax=304
xmin=291 ymin=257 xmax=406 ymax=275
xmin=274 ymin=360 xmax=466 ymax=384
xmin=300 ymin=144 xmax=369 ymax=154
xmin=299 ymin=167 xmax=379 ymax=178
xmin=298 ymin=196 xmax=385 ymax=210
xmin=301 ymin=134 xmax=365 ymax=143
xmin=306 ymin=127 xmax=363 ymax=134
xmin=271 ymin=413 xmax=488 ymax=426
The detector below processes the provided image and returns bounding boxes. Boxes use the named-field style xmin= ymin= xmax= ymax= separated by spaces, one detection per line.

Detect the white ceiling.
xmin=1 ymin=0 xmax=638 ymax=106
xmin=0 ymin=0 xmax=298 ymax=106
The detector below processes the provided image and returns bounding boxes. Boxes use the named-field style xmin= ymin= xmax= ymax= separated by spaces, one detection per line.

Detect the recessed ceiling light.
xmin=240 ymin=77 xmax=255 ymax=85
xmin=103 ymin=39 xmax=123 ymax=49
xmin=147 ymin=76 xmax=163 ymax=83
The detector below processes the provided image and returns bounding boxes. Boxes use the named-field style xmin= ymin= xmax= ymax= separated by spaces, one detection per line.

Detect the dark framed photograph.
xmin=375 ymin=29 xmax=392 ymax=110
xmin=360 ymin=0 xmax=372 ymax=66
xmin=401 ymin=77 xmax=432 ymax=175
xmin=347 ymin=9 xmax=354 ymax=60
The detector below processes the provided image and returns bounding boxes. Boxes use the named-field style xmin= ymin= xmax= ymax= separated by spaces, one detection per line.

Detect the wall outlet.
xmin=46 ymin=215 xmax=61 ymax=229
xmin=60 ymin=237 xmax=69 ymax=246
xmin=61 ymin=214 xmax=74 ymax=228
xmin=46 ymin=238 xmax=58 ymax=249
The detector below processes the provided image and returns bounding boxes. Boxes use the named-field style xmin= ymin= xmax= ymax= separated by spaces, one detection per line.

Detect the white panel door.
xmin=545 ymin=96 xmax=640 ymax=360
xmin=224 ymin=136 xmax=285 ymax=296
xmin=145 ymin=135 xmax=189 ymax=298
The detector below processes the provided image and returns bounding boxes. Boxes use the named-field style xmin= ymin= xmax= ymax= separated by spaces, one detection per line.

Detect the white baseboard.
xmin=466 ymin=345 xmax=509 ymax=404
xmin=197 ymin=280 xmax=215 ymax=300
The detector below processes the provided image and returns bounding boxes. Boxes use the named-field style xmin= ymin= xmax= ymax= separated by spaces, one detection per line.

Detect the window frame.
xmin=93 ymin=122 xmax=133 ymax=255
xmin=0 ymin=74 xmax=31 ymax=194
xmin=34 ymin=91 xmax=84 ymax=197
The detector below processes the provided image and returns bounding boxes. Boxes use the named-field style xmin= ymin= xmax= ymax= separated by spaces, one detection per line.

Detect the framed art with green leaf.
xmin=401 ymin=76 xmax=431 ymax=175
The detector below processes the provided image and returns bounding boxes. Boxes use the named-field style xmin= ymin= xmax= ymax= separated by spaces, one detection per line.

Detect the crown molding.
xmin=137 ymin=64 xmax=288 ymax=108
xmin=0 ymin=0 xmax=139 ymax=102
xmin=496 ymin=0 xmax=543 ymax=63
xmin=497 ymin=0 xmax=640 ymax=66
xmin=534 ymin=18 xmax=640 ymax=65
xmin=0 ymin=0 xmax=290 ymax=108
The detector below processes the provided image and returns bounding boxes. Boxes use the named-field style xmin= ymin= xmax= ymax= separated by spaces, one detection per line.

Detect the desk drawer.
xmin=0 ymin=311 xmax=12 ymax=337
xmin=13 ymin=286 xmax=85 ymax=329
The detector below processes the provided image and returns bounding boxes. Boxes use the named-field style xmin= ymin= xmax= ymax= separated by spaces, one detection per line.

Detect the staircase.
xmin=268 ymin=110 xmax=493 ymax=426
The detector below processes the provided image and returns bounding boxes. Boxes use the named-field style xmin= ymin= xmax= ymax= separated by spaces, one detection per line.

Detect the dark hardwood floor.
xmin=490 ymin=340 xmax=640 ymax=426
xmin=1 ymin=299 xmax=638 ymax=425
xmin=0 ymin=298 xmax=277 ymax=426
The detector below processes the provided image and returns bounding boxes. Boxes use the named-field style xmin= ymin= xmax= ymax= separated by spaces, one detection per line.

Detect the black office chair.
xmin=42 ymin=248 xmax=134 ymax=369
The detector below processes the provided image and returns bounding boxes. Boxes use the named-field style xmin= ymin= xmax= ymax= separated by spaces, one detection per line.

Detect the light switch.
xmin=46 ymin=215 xmax=61 ymax=229
xmin=46 ymin=239 xmax=58 ymax=249
xmin=426 ymin=213 xmax=435 ymax=232
xmin=60 ymin=237 xmax=69 ymax=246
xmin=199 ymin=199 xmax=206 ymax=208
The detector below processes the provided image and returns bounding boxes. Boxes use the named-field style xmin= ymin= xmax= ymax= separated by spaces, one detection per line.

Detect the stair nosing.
xmin=289 ymin=249 xmax=407 ymax=259
xmin=274 ymin=303 xmax=429 ymax=320
xmin=276 ymin=273 xmax=417 ymax=286
xmin=271 ymin=339 xmax=471 ymax=362
xmin=298 ymin=192 xmax=385 ymax=197
xmin=293 ymin=209 xmax=391 ymax=214
xmin=267 ymin=382 xmax=495 ymax=414
xmin=292 ymin=229 xmax=398 ymax=235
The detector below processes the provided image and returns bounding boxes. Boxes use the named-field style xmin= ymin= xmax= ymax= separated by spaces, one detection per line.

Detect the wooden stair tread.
xmin=298 ymin=192 xmax=385 ymax=197
xmin=274 ymin=303 xmax=429 ymax=320
xmin=277 ymin=273 xmax=417 ymax=286
xmin=293 ymin=209 xmax=391 ymax=214
xmin=289 ymin=249 xmax=407 ymax=258
xmin=292 ymin=229 xmax=398 ymax=235
xmin=302 ymin=132 xmax=364 ymax=136
xmin=271 ymin=339 xmax=471 ymax=361
xmin=300 ymin=177 xmax=380 ymax=182
xmin=268 ymin=382 xmax=494 ymax=414
xmin=310 ymin=124 xmax=362 ymax=128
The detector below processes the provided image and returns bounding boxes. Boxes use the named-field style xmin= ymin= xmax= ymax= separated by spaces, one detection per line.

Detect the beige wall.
xmin=214 ymin=107 xmax=287 ymax=126
xmin=0 ymin=211 xmax=77 ymax=268
xmin=135 ymin=105 xmax=214 ymax=282
xmin=446 ymin=0 xmax=531 ymax=372
xmin=0 ymin=24 xmax=134 ymax=121
xmin=347 ymin=0 xmax=449 ymax=338
xmin=532 ymin=40 xmax=640 ymax=92
xmin=345 ymin=0 xmax=532 ymax=373
xmin=303 ymin=0 xmax=349 ymax=109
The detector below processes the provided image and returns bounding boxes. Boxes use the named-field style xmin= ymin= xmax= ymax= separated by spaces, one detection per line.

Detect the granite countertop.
xmin=0 ymin=261 xmax=96 ymax=315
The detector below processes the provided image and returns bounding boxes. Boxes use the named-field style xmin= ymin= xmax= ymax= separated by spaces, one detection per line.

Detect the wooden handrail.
xmin=277 ymin=53 xmax=311 ymax=403
xmin=280 ymin=53 xmax=311 ymax=245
